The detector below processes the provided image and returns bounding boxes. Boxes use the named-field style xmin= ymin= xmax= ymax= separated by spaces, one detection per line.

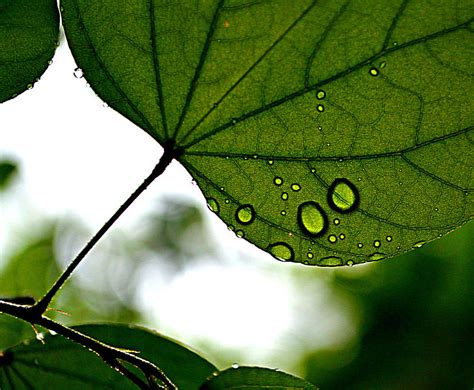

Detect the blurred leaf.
xmin=0 ymin=324 xmax=217 ymax=389
xmin=201 ymin=366 xmax=317 ymax=389
xmin=0 ymin=161 xmax=18 ymax=191
xmin=61 ymin=1 xmax=473 ymax=266
xmin=0 ymin=316 xmax=34 ymax=351
xmin=0 ymin=227 xmax=60 ymax=299
xmin=0 ymin=0 xmax=59 ymax=102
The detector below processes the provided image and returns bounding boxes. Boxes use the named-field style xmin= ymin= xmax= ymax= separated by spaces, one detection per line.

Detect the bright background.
xmin=1 ymin=30 xmax=473 ymax=389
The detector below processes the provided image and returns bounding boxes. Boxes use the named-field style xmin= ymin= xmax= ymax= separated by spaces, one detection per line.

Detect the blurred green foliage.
xmin=0 ymin=160 xmax=18 ymax=191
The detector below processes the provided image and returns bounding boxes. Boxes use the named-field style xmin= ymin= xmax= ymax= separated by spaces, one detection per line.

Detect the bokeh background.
xmin=1 ymin=30 xmax=473 ymax=389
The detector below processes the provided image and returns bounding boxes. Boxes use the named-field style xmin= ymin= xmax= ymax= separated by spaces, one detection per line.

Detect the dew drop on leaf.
xmin=346 ymin=260 xmax=354 ymax=267
xmin=291 ymin=183 xmax=301 ymax=192
xmin=386 ymin=235 xmax=393 ymax=242
xmin=339 ymin=233 xmax=346 ymax=240
xmin=318 ymin=256 xmax=343 ymax=266
xmin=27 ymin=83 xmax=33 ymax=90
xmin=307 ymin=252 xmax=314 ymax=259
xmin=268 ymin=160 xmax=274 ymax=165
xmin=281 ymin=210 xmax=287 ymax=216
xmin=225 ymin=199 xmax=230 ymax=204
xmin=369 ymin=252 xmax=386 ymax=261
xmin=328 ymin=234 xmax=337 ymax=243
xmin=207 ymin=198 xmax=219 ymax=214
xmin=281 ymin=192 xmax=289 ymax=201
xmin=297 ymin=201 xmax=328 ymax=237
xmin=334 ymin=218 xmax=340 ymax=225
xmin=413 ymin=240 xmax=426 ymax=248
xmin=267 ymin=242 xmax=294 ymax=262
xmin=369 ymin=67 xmax=379 ymax=76
xmin=316 ymin=104 xmax=325 ymax=112
xmin=73 ymin=67 xmax=84 ymax=78
xmin=227 ymin=225 xmax=235 ymax=231
xmin=316 ymin=89 xmax=326 ymax=99
xmin=357 ymin=243 xmax=363 ymax=248
xmin=235 ymin=204 xmax=255 ymax=225
xmin=235 ymin=230 xmax=244 ymax=238
xmin=327 ymin=178 xmax=360 ymax=213
xmin=373 ymin=240 xmax=381 ymax=248
xmin=274 ymin=177 xmax=283 ymax=186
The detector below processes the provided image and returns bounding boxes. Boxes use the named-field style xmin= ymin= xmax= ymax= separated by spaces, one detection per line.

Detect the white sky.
xmin=0 ymin=36 xmax=358 ymax=375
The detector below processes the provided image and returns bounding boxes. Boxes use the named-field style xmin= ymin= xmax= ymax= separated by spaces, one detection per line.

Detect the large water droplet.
xmin=327 ymin=178 xmax=360 ymax=213
xmin=369 ymin=252 xmax=386 ymax=261
xmin=328 ymin=234 xmax=337 ymax=243
xmin=235 ymin=204 xmax=255 ymax=225
xmin=297 ymin=201 xmax=328 ymax=237
xmin=73 ymin=67 xmax=84 ymax=78
xmin=267 ymin=242 xmax=294 ymax=262
xmin=207 ymin=198 xmax=219 ymax=214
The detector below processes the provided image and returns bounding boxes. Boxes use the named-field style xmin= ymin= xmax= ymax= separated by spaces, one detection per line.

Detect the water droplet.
xmin=327 ymin=178 xmax=360 ymax=213
xmin=318 ymin=256 xmax=343 ymax=266
xmin=380 ymin=61 xmax=387 ymax=69
xmin=333 ymin=218 xmax=340 ymax=225
xmin=267 ymin=242 xmax=294 ymax=262
xmin=297 ymin=201 xmax=328 ymax=237
xmin=328 ymin=234 xmax=337 ymax=243
xmin=231 ymin=118 xmax=237 ymax=124
xmin=357 ymin=177 xmax=362 ymax=181
xmin=393 ymin=41 xmax=398 ymax=46
xmin=253 ymin=154 xmax=258 ymax=159
xmin=227 ymin=225 xmax=235 ymax=231
xmin=373 ymin=240 xmax=381 ymax=248
xmin=316 ymin=104 xmax=325 ymax=112
xmin=27 ymin=83 xmax=33 ymax=90
xmin=274 ymin=177 xmax=283 ymax=186
xmin=339 ymin=233 xmax=346 ymax=240
xmin=386 ymin=235 xmax=392 ymax=242
xmin=232 ymin=363 xmax=239 ymax=369
xmin=369 ymin=67 xmax=379 ymax=76
xmin=49 ymin=330 xmax=57 ymax=336
xmin=36 ymin=333 xmax=44 ymax=342
xmin=236 ymin=204 xmax=255 ymax=225
xmin=207 ymin=198 xmax=219 ymax=214
xmin=346 ymin=260 xmax=354 ymax=267
xmin=235 ymin=229 xmax=244 ymax=238
xmin=413 ymin=240 xmax=425 ymax=248
xmin=73 ymin=67 xmax=84 ymax=78
xmin=357 ymin=243 xmax=363 ymax=248
xmin=280 ymin=210 xmax=287 ymax=216
xmin=317 ymin=126 xmax=322 ymax=131
xmin=316 ymin=90 xmax=326 ymax=100
xmin=268 ymin=160 xmax=274 ymax=165
xmin=291 ymin=183 xmax=301 ymax=192
xmin=48 ymin=60 xmax=53 ymax=65
xmin=310 ymin=168 xmax=316 ymax=173
xmin=281 ymin=192 xmax=289 ymax=201
xmin=220 ymin=186 xmax=225 ymax=191
xmin=307 ymin=252 xmax=314 ymax=259
xmin=225 ymin=199 xmax=230 ymax=204
xmin=369 ymin=252 xmax=386 ymax=261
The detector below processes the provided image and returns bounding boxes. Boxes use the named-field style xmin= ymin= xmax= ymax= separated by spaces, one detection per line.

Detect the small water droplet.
xmin=316 ymin=104 xmax=325 ymax=112
xmin=317 ymin=125 xmax=322 ymax=131
xmin=316 ymin=90 xmax=326 ymax=100
xmin=73 ymin=67 xmax=84 ymax=78
xmin=48 ymin=60 xmax=53 ymax=65
xmin=268 ymin=160 xmax=274 ymax=165
xmin=225 ymin=199 xmax=230 ymax=204
xmin=291 ymin=183 xmax=301 ymax=192
xmin=253 ymin=154 xmax=258 ymax=159
xmin=307 ymin=252 xmax=314 ymax=259
xmin=369 ymin=67 xmax=379 ymax=76
xmin=220 ymin=186 xmax=225 ymax=191
xmin=280 ymin=210 xmax=287 ymax=216
xmin=333 ymin=218 xmax=340 ymax=225
xmin=281 ymin=192 xmax=289 ymax=201
xmin=369 ymin=252 xmax=386 ymax=261
xmin=36 ymin=333 xmax=44 ymax=342
xmin=231 ymin=118 xmax=237 ymax=124
xmin=267 ymin=242 xmax=294 ymax=262
xmin=310 ymin=168 xmax=316 ymax=173
xmin=357 ymin=243 xmax=363 ymax=248
xmin=236 ymin=204 xmax=255 ymax=225
xmin=328 ymin=234 xmax=337 ymax=243
xmin=227 ymin=225 xmax=235 ymax=231
xmin=274 ymin=177 xmax=283 ymax=186
xmin=373 ymin=240 xmax=381 ymax=248
xmin=235 ymin=229 xmax=244 ymax=238
xmin=346 ymin=260 xmax=354 ymax=267
xmin=386 ymin=235 xmax=392 ymax=242
xmin=393 ymin=41 xmax=398 ymax=46
xmin=327 ymin=178 xmax=360 ymax=213
xmin=49 ymin=330 xmax=57 ymax=336
xmin=207 ymin=198 xmax=219 ymax=214
xmin=232 ymin=363 xmax=239 ymax=369
xmin=318 ymin=256 xmax=343 ymax=266
xmin=339 ymin=233 xmax=346 ymax=240
xmin=413 ymin=240 xmax=425 ymax=248
xmin=380 ymin=61 xmax=387 ymax=69
xmin=27 ymin=83 xmax=33 ymax=90
xmin=297 ymin=201 xmax=328 ymax=237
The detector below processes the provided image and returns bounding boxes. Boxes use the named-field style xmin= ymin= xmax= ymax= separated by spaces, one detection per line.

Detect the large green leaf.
xmin=200 ymin=366 xmax=317 ymax=389
xmin=0 ymin=0 xmax=59 ymax=102
xmin=0 ymin=324 xmax=217 ymax=389
xmin=61 ymin=0 xmax=473 ymax=266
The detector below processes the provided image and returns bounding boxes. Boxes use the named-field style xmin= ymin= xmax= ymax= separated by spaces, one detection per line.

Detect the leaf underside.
xmin=0 ymin=324 xmax=217 ymax=389
xmin=0 ymin=0 xmax=59 ymax=103
xmin=61 ymin=0 xmax=474 ymax=266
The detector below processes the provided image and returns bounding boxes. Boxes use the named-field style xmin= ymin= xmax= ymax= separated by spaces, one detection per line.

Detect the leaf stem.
xmin=30 ymin=142 xmax=178 ymax=317
xmin=0 ymin=300 xmax=176 ymax=389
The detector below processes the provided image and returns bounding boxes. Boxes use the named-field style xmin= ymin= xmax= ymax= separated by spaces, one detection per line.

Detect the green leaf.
xmin=61 ymin=1 xmax=473 ymax=266
xmin=200 ymin=366 xmax=317 ymax=389
xmin=0 ymin=160 xmax=18 ymax=191
xmin=0 ymin=324 xmax=217 ymax=389
xmin=0 ymin=0 xmax=59 ymax=102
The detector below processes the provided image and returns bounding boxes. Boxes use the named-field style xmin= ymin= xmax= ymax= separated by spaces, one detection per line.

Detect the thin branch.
xmin=29 ymin=142 xmax=179 ymax=317
xmin=0 ymin=300 xmax=177 ymax=389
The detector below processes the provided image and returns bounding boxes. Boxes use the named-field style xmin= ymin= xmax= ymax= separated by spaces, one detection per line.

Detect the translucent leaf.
xmin=61 ymin=1 xmax=473 ymax=266
xmin=0 ymin=0 xmax=59 ymax=102
xmin=0 ymin=324 xmax=216 ymax=389
xmin=201 ymin=366 xmax=317 ymax=389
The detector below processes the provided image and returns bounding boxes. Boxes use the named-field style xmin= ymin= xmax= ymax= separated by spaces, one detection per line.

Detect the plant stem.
xmin=0 ymin=300 xmax=176 ymax=389
xmin=30 ymin=143 xmax=178 ymax=317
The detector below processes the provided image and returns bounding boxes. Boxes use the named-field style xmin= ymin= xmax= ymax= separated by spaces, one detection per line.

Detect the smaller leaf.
xmin=200 ymin=366 xmax=318 ymax=390
xmin=0 ymin=160 xmax=18 ymax=191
